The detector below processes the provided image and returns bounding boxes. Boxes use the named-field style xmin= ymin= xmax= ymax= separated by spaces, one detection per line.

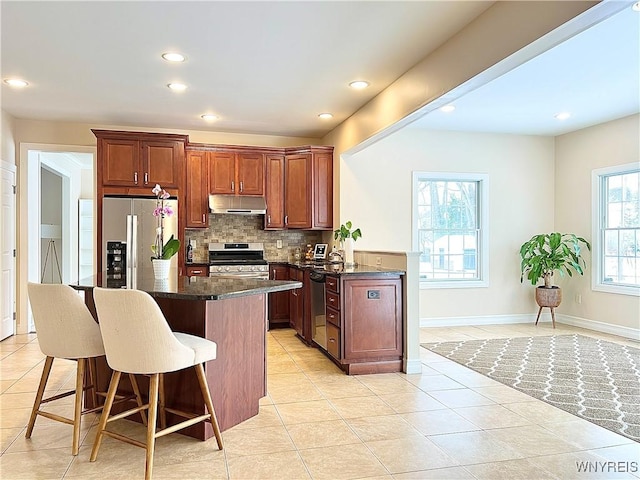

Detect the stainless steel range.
xmin=208 ymin=242 xmax=269 ymax=279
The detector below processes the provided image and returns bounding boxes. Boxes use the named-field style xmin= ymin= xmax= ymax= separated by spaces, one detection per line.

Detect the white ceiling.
xmin=0 ymin=1 xmax=492 ymax=138
xmin=409 ymin=2 xmax=640 ymax=136
xmin=1 ymin=1 xmax=638 ymax=140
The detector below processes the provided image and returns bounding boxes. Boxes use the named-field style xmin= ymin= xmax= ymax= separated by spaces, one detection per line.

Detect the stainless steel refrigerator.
xmin=102 ymin=197 xmax=178 ymax=287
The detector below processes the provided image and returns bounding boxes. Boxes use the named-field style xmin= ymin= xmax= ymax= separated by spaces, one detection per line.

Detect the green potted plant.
xmin=333 ymin=221 xmax=362 ymax=266
xmin=519 ymin=232 xmax=590 ymax=327
xmin=151 ymin=184 xmax=180 ymax=279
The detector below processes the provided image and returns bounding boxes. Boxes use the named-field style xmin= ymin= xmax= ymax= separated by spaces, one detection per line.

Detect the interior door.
xmin=1 ymin=163 xmax=16 ymax=340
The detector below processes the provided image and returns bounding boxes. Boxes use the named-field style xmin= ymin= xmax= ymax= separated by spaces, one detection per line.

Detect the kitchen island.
xmin=74 ymin=270 xmax=302 ymax=440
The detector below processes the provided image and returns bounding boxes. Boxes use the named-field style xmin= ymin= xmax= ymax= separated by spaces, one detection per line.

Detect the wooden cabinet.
xmin=209 ymin=151 xmax=264 ymax=196
xmin=284 ymin=146 xmax=333 ymax=230
xmin=94 ymin=130 xmax=186 ymax=190
xmin=264 ymin=154 xmax=285 ymax=229
xmin=268 ymin=264 xmax=290 ymax=328
xmin=322 ymin=274 xmax=403 ymax=374
xmin=185 ymin=150 xmax=209 ymax=228
xmin=185 ymin=264 xmax=208 ymax=277
xmin=289 ymin=267 xmax=304 ymax=336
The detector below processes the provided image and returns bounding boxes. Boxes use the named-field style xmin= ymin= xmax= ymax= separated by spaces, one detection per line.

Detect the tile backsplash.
xmin=186 ymin=215 xmax=324 ymax=263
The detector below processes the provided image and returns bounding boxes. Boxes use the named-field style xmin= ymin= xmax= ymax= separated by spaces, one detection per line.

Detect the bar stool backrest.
xmin=27 ymin=283 xmax=104 ymax=359
xmin=93 ymin=287 xmax=195 ymax=374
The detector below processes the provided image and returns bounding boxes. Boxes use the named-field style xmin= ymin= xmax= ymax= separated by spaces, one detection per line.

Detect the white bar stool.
xmin=26 ymin=283 xmax=146 ymax=455
xmin=90 ymin=287 xmax=223 ymax=480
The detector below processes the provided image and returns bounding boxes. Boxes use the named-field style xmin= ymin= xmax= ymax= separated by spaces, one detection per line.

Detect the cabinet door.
xmin=288 ymin=268 xmax=304 ymax=335
xmin=142 ymin=140 xmax=182 ymax=189
xmin=343 ymin=277 xmax=402 ymax=361
xmin=101 ymin=138 xmax=140 ymax=187
xmin=237 ymin=152 xmax=264 ymax=196
xmin=265 ymin=154 xmax=285 ymax=229
xmin=268 ymin=265 xmax=290 ymax=326
xmin=209 ymin=152 xmax=235 ymax=194
xmin=312 ymin=152 xmax=333 ymax=229
xmin=185 ymin=151 xmax=209 ymax=228
xmin=284 ymin=154 xmax=311 ymax=228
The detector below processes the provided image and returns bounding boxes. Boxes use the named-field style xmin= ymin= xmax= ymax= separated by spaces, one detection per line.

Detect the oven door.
xmin=208 ymin=271 xmax=269 ymax=280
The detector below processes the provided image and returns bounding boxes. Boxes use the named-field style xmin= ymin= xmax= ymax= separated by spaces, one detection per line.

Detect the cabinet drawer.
xmin=186 ymin=265 xmax=208 ymax=277
xmin=326 ymin=275 xmax=339 ymax=293
xmin=326 ymin=291 xmax=340 ymax=311
xmin=326 ymin=323 xmax=340 ymax=359
xmin=326 ymin=307 xmax=340 ymax=328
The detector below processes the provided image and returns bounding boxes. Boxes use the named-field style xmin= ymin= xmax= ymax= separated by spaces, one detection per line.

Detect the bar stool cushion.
xmin=174 ymin=333 xmax=217 ymax=365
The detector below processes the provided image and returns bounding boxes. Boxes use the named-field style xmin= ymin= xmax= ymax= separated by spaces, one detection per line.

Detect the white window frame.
xmin=412 ymin=171 xmax=489 ymax=289
xmin=591 ymin=162 xmax=640 ymax=297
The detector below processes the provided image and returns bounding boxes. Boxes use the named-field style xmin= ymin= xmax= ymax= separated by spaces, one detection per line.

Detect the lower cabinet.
xmin=322 ymin=274 xmax=403 ymax=374
xmin=268 ymin=264 xmax=290 ymax=329
xmin=185 ymin=264 xmax=208 ymax=277
xmin=288 ymin=267 xmax=304 ymax=337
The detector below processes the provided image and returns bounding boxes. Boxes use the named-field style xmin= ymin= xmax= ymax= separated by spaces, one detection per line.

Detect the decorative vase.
xmin=152 ymin=258 xmax=171 ymax=280
xmin=343 ymin=238 xmax=355 ymax=266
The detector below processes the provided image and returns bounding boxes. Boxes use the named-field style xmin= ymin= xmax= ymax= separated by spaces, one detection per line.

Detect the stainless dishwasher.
xmin=309 ymin=270 xmax=327 ymax=349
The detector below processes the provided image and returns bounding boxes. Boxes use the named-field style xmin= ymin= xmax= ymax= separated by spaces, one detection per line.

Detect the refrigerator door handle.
xmin=126 ymin=214 xmax=133 ymax=286
xmin=131 ymin=215 xmax=138 ymax=269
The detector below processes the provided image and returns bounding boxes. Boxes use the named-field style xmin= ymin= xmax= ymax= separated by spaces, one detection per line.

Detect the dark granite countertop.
xmin=73 ymin=269 xmax=302 ymax=301
xmin=272 ymin=261 xmax=405 ymax=276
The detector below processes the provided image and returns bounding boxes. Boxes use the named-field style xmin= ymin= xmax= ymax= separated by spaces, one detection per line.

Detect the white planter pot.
xmin=343 ymin=238 xmax=355 ymax=266
xmin=152 ymin=258 xmax=171 ymax=280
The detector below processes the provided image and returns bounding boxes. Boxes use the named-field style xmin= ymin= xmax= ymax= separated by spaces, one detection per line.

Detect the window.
xmin=593 ymin=163 xmax=640 ymax=295
xmin=413 ymin=172 xmax=489 ymax=288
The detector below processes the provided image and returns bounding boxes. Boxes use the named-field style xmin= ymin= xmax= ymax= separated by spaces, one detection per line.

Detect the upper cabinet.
xmin=93 ymin=130 xmax=187 ymax=191
xmin=185 ymin=150 xmax=209 ymax=228
xmin=209 ymin=151 xmax=264 ymax=196
xmin=264 ymin=154 xmax=285 ymax=229
xmin=284 ymin=146 xmax=333 ymax=230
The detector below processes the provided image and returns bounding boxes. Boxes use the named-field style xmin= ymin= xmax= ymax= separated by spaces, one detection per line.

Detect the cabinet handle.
xmin=240 ymin=181 xmax=243 ymax=192
xmin=329 ymin=297 xmax=335 ymax=304
xmin=284 ymin=215 xmax=288 ymax=225
xmin=134 ymin=172 xmax=138 ymax=184
xmin=144 ymin=172 xmax=148 ymax=185
xmin=329 ymin=337 xmax=336 ymax=343
xmin=267 ymin=215 xmax=271 ymax=224
xmin=192 ymin=270 xmax=202 ymax=274
xmin=231 ymin=181 xmax=235 ymax=192
xmin=202 ymin=214 xmax=206 ymax=223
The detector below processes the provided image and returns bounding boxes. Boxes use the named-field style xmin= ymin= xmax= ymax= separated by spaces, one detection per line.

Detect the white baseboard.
xmin=404 ymin=358 xmax=422 ymax=375
xmin=420 ymin=313 xmax=640 ymax=341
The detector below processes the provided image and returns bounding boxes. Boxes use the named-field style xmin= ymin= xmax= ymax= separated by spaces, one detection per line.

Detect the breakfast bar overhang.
xmin=74 ymin=271 xmax=302 ymax=440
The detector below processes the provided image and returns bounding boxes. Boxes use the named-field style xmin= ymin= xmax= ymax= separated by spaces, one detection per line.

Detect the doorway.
xmin=18 ymin=144 xmax=95 ymax=334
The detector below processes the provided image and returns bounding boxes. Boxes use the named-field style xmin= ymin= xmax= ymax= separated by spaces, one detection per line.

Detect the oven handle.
xmin=208 ymin=273 xmax=269 ymax=279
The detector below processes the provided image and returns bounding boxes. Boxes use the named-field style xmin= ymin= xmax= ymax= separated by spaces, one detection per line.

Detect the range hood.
xmin=209 ymin=194 xmax=267 ymax=215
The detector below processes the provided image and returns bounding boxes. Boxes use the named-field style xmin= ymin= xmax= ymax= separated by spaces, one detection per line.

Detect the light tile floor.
xmin=0 ymin=323 xmax=638 ymax=479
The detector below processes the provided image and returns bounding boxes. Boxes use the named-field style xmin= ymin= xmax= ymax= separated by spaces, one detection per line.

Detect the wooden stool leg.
xmin=72 ymin=358 xmax=86 ymax=455
xmin=87 ymin=357 xmax=98 ymax=408
xmin=550 ymin=307 xmax=556 ymax=329
xmin=194 ymin=363 xmax=223 ymax=450
xmin=535 ymin=306 xmax=544 ymax=326
xmin=26 ymin=356 xmax=54 ymax=439
xmin=145 ymin=374 xmax=160 ymax=480
xmin=90 ymin=370 xmax=122 ymax=462
xmin=158 ymin=373 xmax=166 ymax=430
xmin=128 ymin=374 xmax=148 ymax=426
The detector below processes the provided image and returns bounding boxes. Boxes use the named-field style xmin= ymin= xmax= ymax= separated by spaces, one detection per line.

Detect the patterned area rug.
xmin=421 ymin=334 xmax=640 ymax=442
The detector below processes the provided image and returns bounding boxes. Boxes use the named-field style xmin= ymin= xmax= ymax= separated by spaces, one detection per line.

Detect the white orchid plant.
xmin=151 ymin=184 xmax=180 ymax=260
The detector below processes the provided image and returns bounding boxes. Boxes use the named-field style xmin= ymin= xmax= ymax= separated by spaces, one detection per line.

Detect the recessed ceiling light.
xmin=3 ymin=78 xmax=29 ymax=88
xmin=201 ymin=114 xmax=219 ymax=121
xmin=167 ymin=83 xmax=187 ymax=91
xmin=162 ymin=52 xmax=186 ymax=62
xmin=318 ymin=113 xmax=333 ymax=119
xmin=439 ymin=105 xmax=456 ymax=113
xmin=349 ymin=80 xmax=369 ymax=89
xmin=554 ymin=112 xmax=571 ymax=120
xmin=632 ymin=1 xmax=640 ymax=12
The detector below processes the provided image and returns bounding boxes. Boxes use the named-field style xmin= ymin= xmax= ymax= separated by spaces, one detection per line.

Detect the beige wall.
xmin=554 ymin=114 xmax=640 ymax=330
xmin=346 ymin=128 xmax=555 ymax=320
xmin=1 ymin=110 xmax=16 ymax=163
